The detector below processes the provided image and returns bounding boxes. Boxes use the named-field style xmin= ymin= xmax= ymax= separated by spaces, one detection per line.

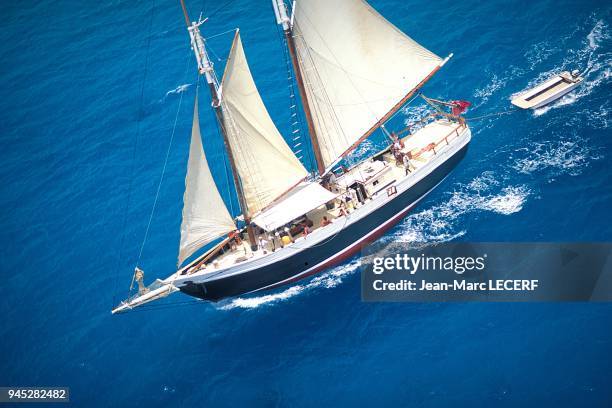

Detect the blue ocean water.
xmin=1 ymin=0 xmax=611 ymax=406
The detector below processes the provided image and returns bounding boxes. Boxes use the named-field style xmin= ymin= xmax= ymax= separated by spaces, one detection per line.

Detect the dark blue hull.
xmin=180 ymin=142 xmax=469 ymax=301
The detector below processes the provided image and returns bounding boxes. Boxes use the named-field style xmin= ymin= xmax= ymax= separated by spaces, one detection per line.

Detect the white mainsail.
xmin=221 ymin=31 xmax=308 ymax=215
xmin=179 ymin=95 xmax=236 ymax=265
xmin=292 ymin=0 xmax=444 ymax=168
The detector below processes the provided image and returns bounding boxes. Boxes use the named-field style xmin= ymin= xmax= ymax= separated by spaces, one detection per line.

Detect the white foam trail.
xmin=525 ymin=40 xmax=559 ymax=70
xmin=512 ymin=138 xmax=602 ymax=178
xmin=474 ymin=74 xmax=505 ymax=106
xmin=165 ymin=83 xmax=192 ymax=97
xmin=389 ymin=172 xmax=530 ymax=244
xmin=580 ymin=101 xmax=612 ymax=129
xmin=218 ymin=259 xmax=361 ymax=310
xmin=587 ymin=19 xmax=609 ymax=51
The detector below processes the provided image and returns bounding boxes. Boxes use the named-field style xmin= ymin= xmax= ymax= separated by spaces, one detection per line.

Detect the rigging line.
xmin=135 ymin=50 xmax=194 ymax=269
xmin=293 ymin=26 xmax=349 ymax=168
xmin=382 ymin=92 xmax=422 ymax=125
xmin=206 ymin=76 xmax=236 ymax=217
xmin=466 ymin=108 xmax=518 ymax=121
xmin=113 ymin=0 xmax=157 ymax=307
xmin=206 ymin=42 xmax=225 ymax=62
xmin=205 ymin=27 xmax=239 ymax=41
xmin=275 ymin=19 xmax=315 ymax=172
xmin=214 ymin=111 xmax=236 ymax=218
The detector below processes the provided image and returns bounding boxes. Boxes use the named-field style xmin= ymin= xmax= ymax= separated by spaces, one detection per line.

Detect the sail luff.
xmin=219 ymin=31 xmax=308 ymax=215
xmin=178 ymin=94 xmax=236 ymax=265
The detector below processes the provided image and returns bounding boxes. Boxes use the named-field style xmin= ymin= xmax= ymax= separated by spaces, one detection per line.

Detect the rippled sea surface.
xmin=1 ymin=0 xmax=611 ymax=406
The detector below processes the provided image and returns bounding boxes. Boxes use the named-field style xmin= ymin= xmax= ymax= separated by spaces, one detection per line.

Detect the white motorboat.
xmin=511 ymin=70 xmax=583 ymax=109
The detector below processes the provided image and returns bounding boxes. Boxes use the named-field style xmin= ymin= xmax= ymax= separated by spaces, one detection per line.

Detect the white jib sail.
xmin=221 ymin=31 xmax=308 ymax=215
xmin=292 ymin=0 xmax=443 ymax=168
xmin=179 ymin=95 xmax=236 ymax=265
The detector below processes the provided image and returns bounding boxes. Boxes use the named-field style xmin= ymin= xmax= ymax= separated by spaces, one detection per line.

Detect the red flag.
xmin=451 ymin=100 xmax=471 ymax=116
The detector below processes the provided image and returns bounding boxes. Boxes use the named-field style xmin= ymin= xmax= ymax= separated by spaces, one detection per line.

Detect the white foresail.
xmin=221 ymin=31 xmax=308 ymax=215
xmin=179 ymin=96 xmax=236 ymax=265
xmin=292 ymin=0 xmax=443 ymax=168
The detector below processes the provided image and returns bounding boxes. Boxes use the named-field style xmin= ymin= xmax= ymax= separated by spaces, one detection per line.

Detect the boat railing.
xmin=401 ymin=119 xmax=467 ymax=162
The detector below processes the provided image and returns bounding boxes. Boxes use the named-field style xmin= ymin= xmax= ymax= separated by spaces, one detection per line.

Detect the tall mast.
xmin=272 ymin=0 xmax=325 ymax=176
xmin=179 ymin=0 xmax=257 ymax=250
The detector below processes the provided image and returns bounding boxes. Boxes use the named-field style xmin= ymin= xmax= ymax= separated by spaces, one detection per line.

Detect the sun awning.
xmin=252 ymin=181 xmax=338 ymax=231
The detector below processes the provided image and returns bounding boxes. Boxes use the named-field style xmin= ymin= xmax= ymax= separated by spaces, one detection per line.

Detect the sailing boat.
xmin=112 ymin=0 xmax=472 ymax=313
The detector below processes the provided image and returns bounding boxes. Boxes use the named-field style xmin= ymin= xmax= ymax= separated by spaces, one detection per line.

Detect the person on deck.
xmin=393 ymin=138 xmax=402 ymax=152
xmin=284 ymin=226 xmax=294 ymax=242
xmin=228 ymin=230 xmax=238 ymax=251
xmin=391 ymin=134 xmax=405 ymax=165
xmin=268 ymin=233 xmax=276 ymax=252
xmin=275 ymin=230 xmax=282 ymax=248
xmin=328 ymin=171 xmax=337 ymax=192
xmin=402 ymin=152 xmax=413 ymax=175
xmin=258 ymin=235 xmax=268 ymax=253
xmin=281 ymin=233 xmax=293 ymax=247
xmin=320 ymin=216 xmax=332 ymax=227
xmin=302 ymin=223 xmax=310 ymax=237
xmin=344 ymin=192 xmax=354 ymax=211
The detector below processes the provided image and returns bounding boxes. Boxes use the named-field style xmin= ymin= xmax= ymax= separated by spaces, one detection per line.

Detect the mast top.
xmin=272 ymin=0 xmax=291 ymax=31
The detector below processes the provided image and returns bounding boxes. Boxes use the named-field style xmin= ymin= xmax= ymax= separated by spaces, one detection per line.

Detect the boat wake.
xmin=473 ymin=17 xmax=610 ymax=114
xmin=512 ymin=136 xmax=603 ymax=179
xmin=217 ymin=259 xmax=361 ymax=310
xmin=388 ymin=172 xmax=529 ymax=243
xmin=474 ymin=74 xmax=508 ymax=108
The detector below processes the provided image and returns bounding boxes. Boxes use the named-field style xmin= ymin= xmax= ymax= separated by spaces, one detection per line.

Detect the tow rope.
xmin=465 ymin=108 xmax=518 ymax=121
